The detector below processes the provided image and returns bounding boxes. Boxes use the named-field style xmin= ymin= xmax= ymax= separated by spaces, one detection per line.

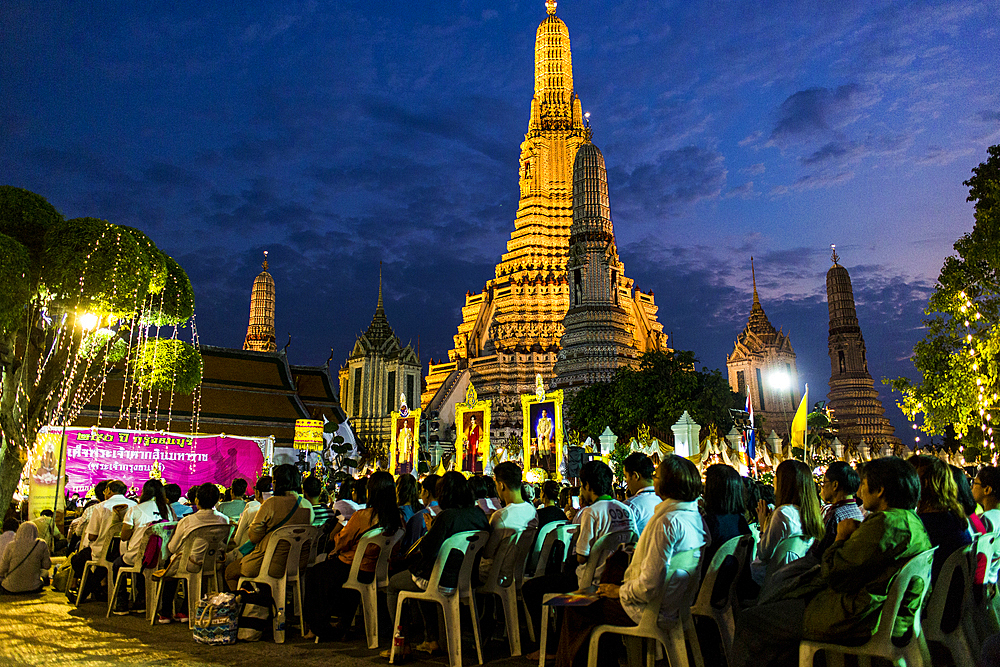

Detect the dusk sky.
xmin=3 ymin=1 xmax=999 ymax=441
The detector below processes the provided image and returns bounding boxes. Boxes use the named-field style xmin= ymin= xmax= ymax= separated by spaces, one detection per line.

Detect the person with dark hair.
xmin=163 ymin=483 xmax=190 ymax=519
xmin=68 ymin=480 xmax=109 ymax=553
xmin=973 ymin=465 xmax=1000 ymax=530
xmin=623 ymin=453 xmax=658 ymax=533
xmin=226 ymin=464 xmax=313 ymax=591
xmin=750 ymin=460 xmax=824 ymax=585
xmin=185 ymin=485 xmax=200 ymax=512
xmin=397 ymin=474 xmax=441 ymax=555
xmin=231 ymin=475 xmax=272 ymax=547
xmin=480 ymin=462 xmax=537 ymax=581
xmin=332 ymin=478 xmax=360 ymax=525
xmin=702 ymin=464 xmax=751 ymax=565
xmin=218 ymin=478 xmax=249 ymax=520
xmin=732 ymin=456 xmax=932 ymax=667
xmin=909 ymin=455 xmax=972 ymax=579
xmin=73 ymin=479 xmax=136 ymax=602
xmin=471 ymin=475 xmax=503 ymax=518
xmin=352 ymin=475 xmax=369 ymax=508
xmin=537 ymin=480 xmax=568 ymax=528
xmin=385 ymin=471 xmax=490 ymax=657
xmin=808 ymin=461 xmax=863 ymax=559
xmin=524 ymin=462 xmax=636 ymax=661
xmin=951 ymin=465 xmax=985 ymax=533
xmin=110 ymin=479 xmax=176 ymax=613
xmin=156 ymin=482 xmax=230 ymax=623
xmin=553 ymin=455 xmax=708 ymax=667
xmin=304 ymin=470 xmax=403 ymax=641
xmin=31 ymin=508 xmax=63 ymax=554
xmin=303 ymin=474 xmax=335 ymax=528
xmin=396 ymin=474 xmax=422 ymax=523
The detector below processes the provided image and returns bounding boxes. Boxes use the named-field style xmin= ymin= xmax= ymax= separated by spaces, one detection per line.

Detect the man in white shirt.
xmin=158 ymin=483 xmax=230 ymax=623
xmin=554 ymin=455 xmax=709 ymax=667
xmin=77 ymin=480 xmax=136 ymax=602
xmin=623 ymin=453 xmax=659 ymax=534
xmin=523 ymin=461 xmax=636 ymax=661
xmin=479 ymin=462 xmax=538 ymax=581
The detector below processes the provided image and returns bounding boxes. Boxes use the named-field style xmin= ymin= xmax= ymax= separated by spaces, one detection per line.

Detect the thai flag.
xmin=745 ymin=393 xmax=756 ymax=461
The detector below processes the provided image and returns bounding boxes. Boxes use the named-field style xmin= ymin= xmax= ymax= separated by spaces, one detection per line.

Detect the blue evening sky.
xmin=3 ymin=0 xmax=999 ymax=440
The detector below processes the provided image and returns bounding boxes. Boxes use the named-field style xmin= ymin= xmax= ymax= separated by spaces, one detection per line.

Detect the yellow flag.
xmin=791 ymin=384 xmax=809 ymax=450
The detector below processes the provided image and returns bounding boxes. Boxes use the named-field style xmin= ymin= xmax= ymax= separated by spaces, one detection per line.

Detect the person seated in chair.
xmin=73 ymin=479 xmax=135 ymax=602
xmin=554 ymin=455 xmax=708 ymax=667
xmin=155 ymin=482 xmax=229 ymax=623
xmin=732 ymin=456 xmax=932 ymax=667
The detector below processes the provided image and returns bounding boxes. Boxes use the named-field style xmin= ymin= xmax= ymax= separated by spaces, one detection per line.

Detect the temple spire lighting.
xmin=243 ymin=251 xmax=277 ymax=352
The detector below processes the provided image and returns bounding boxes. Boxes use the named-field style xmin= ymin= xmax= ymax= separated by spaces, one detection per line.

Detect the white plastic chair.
xmin=522 ymin=522 xmax=574 ymax=644
xmin=925 ymin=543 xmax=975 ymax=666
xmin=342 ymin=526 xmax=404 ymax=649
xmin=538 ymin=529 xmax=636 ymax=667
xmin=477 ymin=526 xmax=538 ymax=657
xmin=524 ymin=520 xmax=567 ymax=580
xmin=586 ymin=547 xmax=706 ymax=667
xmin=106 ymin=523 xmax=178 ymax=620
xmin=798 ymin=547 xmax=936 ymax=667
xmin=691 ymin=534 xmax=752 ymax=666
xmin=391 ymin=530 xmax=490 ymax=667
xmin=76 ymin=522 xmax=122 ymax=606
xmin=969 ymin=531 xmax=1000 ymax=653
xmin=236 ymin=524 xmax=319 ymax=643
xmin=149 ymin=523 xmax=233 ymax=629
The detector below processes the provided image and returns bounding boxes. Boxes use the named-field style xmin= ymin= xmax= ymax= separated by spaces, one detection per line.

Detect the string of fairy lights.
xmin=958 ymin=289 xmax=997 ymax=463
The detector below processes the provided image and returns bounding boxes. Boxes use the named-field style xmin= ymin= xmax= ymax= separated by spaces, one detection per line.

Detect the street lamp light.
xmin=78 ymin=312 xmax=99 ymax=330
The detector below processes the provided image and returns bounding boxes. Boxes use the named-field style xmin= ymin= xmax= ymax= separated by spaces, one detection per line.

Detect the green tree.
xmin=566 ymin=350 xmax=740 ymax=444
xmin=0 ymin=186 xmax=202 ymax=506
xmin=889 ymin=145 xmax=1000 ymax=457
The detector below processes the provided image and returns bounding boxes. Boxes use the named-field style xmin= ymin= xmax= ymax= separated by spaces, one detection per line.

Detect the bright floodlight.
xmin=769 ymin=371 xmax=791 ymax=391
xmin=78 ymin=313 xmax=99 ymax=330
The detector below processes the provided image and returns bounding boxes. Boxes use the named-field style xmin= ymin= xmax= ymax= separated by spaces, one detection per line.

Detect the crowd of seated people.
xmin=7 ymin=447 xmax=1000 ymax=667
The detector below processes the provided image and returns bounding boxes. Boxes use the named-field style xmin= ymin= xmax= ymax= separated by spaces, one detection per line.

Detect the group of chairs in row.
xmin=75 ymin=515 xmax=1000 ymax=667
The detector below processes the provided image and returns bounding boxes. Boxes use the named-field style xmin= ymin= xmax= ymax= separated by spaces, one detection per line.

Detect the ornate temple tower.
xmin=825 ymin=247 xmax=900 ymax=449
xmin=423 ymin=1 xmax=666 ymax=437
xmin=726 ymin=259 xmax=799 ymax=436
xmin=339 ymin=269 xmax=421 ymax=455
xmin=243 ymin=251 xmax=276 ymax=352
xmin=552 ymin=136 xmax=647 ymax=390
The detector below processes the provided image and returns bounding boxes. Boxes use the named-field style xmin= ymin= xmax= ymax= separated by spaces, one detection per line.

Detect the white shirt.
xmin=620 ymin=499 xmax=709 ymax=625
xmin=121 ymin=500 xmax=172 ymax=566
xmin=167 ymin=508 xmax=230 ymax=570
xmin=575 ymin=498 xmax=636 ymax=586
xmin=480 ymin=501 xmax=538 ymax=580
xmin=232 ymin=499 xmax=262 ymax=547
xmin=88 ymin=494 xmax=137 ymax=560
xmin=626 ymin=486 xmax=660 ymax=534
xmin=77 ymin=502 xmax=101 ymax=546
xmin=750 ymin=503 xmax=810 ymax=585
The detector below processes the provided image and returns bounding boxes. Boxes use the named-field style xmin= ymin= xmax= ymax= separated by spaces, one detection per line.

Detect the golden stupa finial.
xmin=262 ymin=250 xmax=269 ymax=271
xmin=546 ymin=0 xmax=557 ymax=15
xmin=751 ymin=256 xmax=760 ymax=305
xmin=831 ymin=244 xmax=840 ymax=265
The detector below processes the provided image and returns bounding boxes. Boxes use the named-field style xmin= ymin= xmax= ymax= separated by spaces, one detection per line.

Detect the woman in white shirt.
xmin=552 ymin=455 xmax=709 ymax=667
xmin=750 ymin=459 xmax=824 ymax=586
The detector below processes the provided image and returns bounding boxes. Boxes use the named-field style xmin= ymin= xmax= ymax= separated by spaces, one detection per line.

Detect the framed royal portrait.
xmin=390 ymin=397 xmax=421 ymax=476
xmin=521 ymin=375 xmax=564 ymax=478
xmin=455 ymin=383 xmax=491 ymax=475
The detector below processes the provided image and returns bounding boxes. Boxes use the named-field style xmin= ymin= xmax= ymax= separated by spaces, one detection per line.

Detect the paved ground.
xmin=0 ymin=588 xmax=539 ymax=667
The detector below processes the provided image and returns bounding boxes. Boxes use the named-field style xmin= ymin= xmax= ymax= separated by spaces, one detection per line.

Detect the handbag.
xmin=236 ymin=494 xmax=303 ymax=556
xmin=236 ymin=584 xmax=276 ymax=642
xmin=192 ymin=592 xmax=241 ymax=645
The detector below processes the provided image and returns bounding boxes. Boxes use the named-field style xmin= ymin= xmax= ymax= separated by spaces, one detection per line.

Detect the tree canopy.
xmin=566 ymin=350 xmax=740 ymax=444
xmin=0 ymin=186 xmax=203 ymax=505
xmin=889 ymin=145 xmax=1000 ymax=460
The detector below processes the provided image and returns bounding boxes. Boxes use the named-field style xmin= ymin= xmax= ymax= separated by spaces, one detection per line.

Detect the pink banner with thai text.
xmin=59 ymin=427 xmax=268 ymax=495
